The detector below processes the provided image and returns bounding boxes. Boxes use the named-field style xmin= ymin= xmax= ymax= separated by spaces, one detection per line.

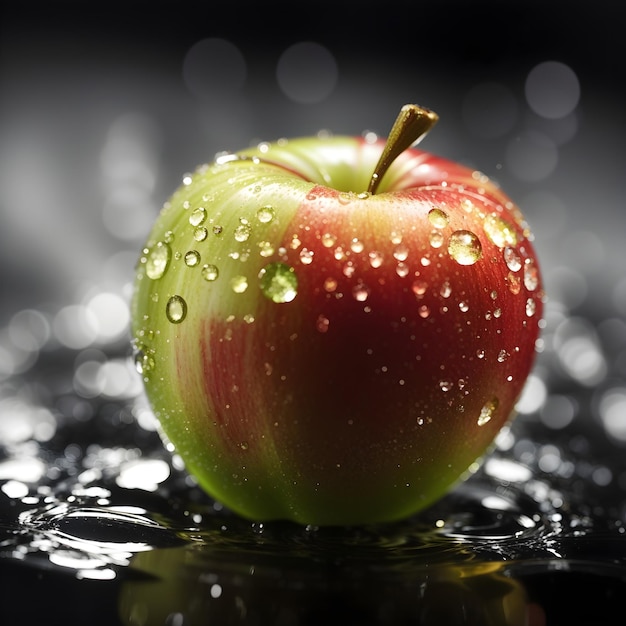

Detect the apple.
xmin=131 ymin=104 xmax=544 ymax=526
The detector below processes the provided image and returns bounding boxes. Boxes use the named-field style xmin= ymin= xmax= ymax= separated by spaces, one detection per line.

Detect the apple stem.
xmin=367 ymin=104 xmax=439 ymax=195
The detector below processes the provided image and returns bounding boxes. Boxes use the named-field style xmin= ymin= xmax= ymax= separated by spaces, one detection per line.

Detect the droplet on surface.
xmin=194 ymin=227 xmax=208 ymax=242
xmin=429 ymin=230 xmax=444 ymax=248
xmin=368 ymin=251 xmax=383 ymax=268
xmin=256 ymin=205 xmax=275 ymax=223
xmin=146 ymin=242 xmax=171 ymax=280
xmin=524 ymin=259 xmax=539 ymax=291
xmin=259 ymin=262 xmax=298 ymax=303
xmin=299 ymin=248 xmax=314 ymax=265
xmin=448 ymin=230 xmax=482 ymax=266
xmin=483 ymin=214 xmax=517 ymax=248
xmin=428 ymin=208 xmax=450 ymax=229
xmin=316 ymin=314 xmax=330 ymax=332
xmin=231 ymin=275 xmax=249 ymax=294
xmin=166 ymin=295 xmax=187 ymax=324
xmin=478 ymin=397 xmax=499 ymax=426
xmin=504 ymin=247 xmax=522 ymax=272
xmin=352 ymin=283 xmax=369 ymax=302
xmin=321 ymin=233 xmax=336 ymax=248
xmin=189 ymin=207 xmax=207 ymax=227
xmin=202 ymin=264 xmax=219 ymax=282
xmin=526 ymin=297 xmax=537 ymax=317
xmin=184 ymin=250 xmax=201 ymax=267
xmin=234 ymin=222 xmax=252 ymax=242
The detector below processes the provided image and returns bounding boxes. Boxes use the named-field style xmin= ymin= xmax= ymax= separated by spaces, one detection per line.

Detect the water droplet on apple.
xmin=429 ymin=230 xmax=444 ymax=248
xmin=352 ymin=283 xmax=369 ymax=302
xmin=439 ymin=380 xmax=454 ymax=392
xmin=478 ymin=397 xmax=499 ymax=426
xmin=166 ymin=295 xmax=187 ymax=324
xmin=393 ymin=244 xmax=409 ymax=261
xmin=459 ymin=301 xmax=469 ymax=312
xmin=504 ymin=247 xmax=522 ymax=272
xmin=258 ymin=241 xmax=274 ymax=257
xmin=497 ymin=349 xmax=509 ymax=362
xmin=234 ymin=222 xmax=251 ymax=242
xmin=189 ymin=207 xmax=207 ymax=226
xmin=368 ymin=251 xmax=383 ymax=268
xmin=231 ymin=275 xmax=249 ymax=294
xmin=418 ymin=304 xmax=430 ymax=318
xmin=194 ymin=227 xmax=208 ymax=242
xmin=412 ymin=280 xmax=428 ymax=296
xmin=440 ymin=281 xmax=452 ymax=298
xmin=428 ymin=208 xmax=450 ymax=229
xmin=256 ymin=205 xmax=275 ymax=223
xmin=133 ymin=344 xmax=155 ymax=375
xmin=184 ymin=250 xmax=201 ymax=267
xmin=396 ymin=262 xmax=410 ymax=277
xmin=202 ymin=264 xmax=219 ymax=281
xmin=164 ymin=230 xmax=174 ymax=243
xmin=524 ymin=258 xmax=539 ymax=291
xmin=324 ymin=277 xmax=338 ymax=292
xmin=146 ymin=242 xmax=172 ymax=280
xmin=476 ymin=349 xmax=486 ymax=359
xmin=259 ymin=262 xmax=298 ymax=303
xmin=213 ymin=225 xmax=223 ymax=235
xmin=483 ymin=214 xmax=517 ymax=248
xmin=526 ymin=297 xmax=537 ymax=317
xmin=350 ymin=238 xmax=364 ymax=253
xmin=299 ymin=248 xmax=314 ymax=264
xmin=390 ymin=231 xmax=403 ymax=244
xmin=321 ymin=233 xmax=336 ymax=248
xmin=343 ymin=262 xmax=355 ymax=278
xmin=448 ymin=230 xmax=482 ymax=265
xmin=316 ymin=314 xmax=330 ymax=333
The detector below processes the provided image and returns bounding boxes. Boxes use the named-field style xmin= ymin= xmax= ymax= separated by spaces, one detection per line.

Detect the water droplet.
xmin=184 ymin=250 xmax=201 ymax=267
xmin=243 ymin=314 xmax=255 ymax=324
xmin=234 ymin=222 xmax=251 ymax=242
xmin=259 ymin=262 xmax=298 ymax=303
xmin=524 ymin=258 xmax=539 ymax=291
xmin=202 ymin=264 xmax=219 ymax=281
xmin=256 ymin=205 xmax=275 ymax=223
xmin=299 ymin=248 xmax=314 ymax=264
xmin=483 ymin=214 xmax=517 ymax=248
xmin=504 ymin=247 xmax=522 ymax=272
xmin=213 ymin=225 xmax=223 ymax=236
xmin=189 ymin=207 xmax=207 ymax=227
xmin=478 ymin=397 xmax=499 ymax=426
xmin=440 ymin=281 xmax=452 ymax=298
xmin=352 ymin=282 xmax=369 ymax=302
xmin=343 ymin=262 xmax=355 ymax=278
xmin=429 ymin=230 xmax=444 ymax=248
xmin=396 ymin=262 xmax=410 ymax=277
xmin=526 ymin=297 xmax=537 ymax=317
xmin=497 ymin=349 xmax=510 ymax=362
xmin=164 ymin=230 xmax=174 ymax=243
xmin=194 ymin=227 xmax=208 ymax=242
xmin=412 ymin=280 xmax=428 ymax=296
xmin=146 ymin=242 xmax=172 ymax=280
xmin=418 ymin=304 xmax=430 ymax=318
xmin=439 ymin=380 xmax=454 ymax=392
xmin=461 ymin=198 xmax=474 ymax=213
xmin=390 ymin=231 xmax=403 ymax=244
xmin=338 ymin=192 xmax=353 ymax=205
xmin=476 ymin=349 xmax=486 ymax=359
xmin=231 ymin=275 xmax=249 ymax=294
xmin=321 ymin=233 xmax=336 ymax=247
xmin=182 ymin=173 xmax=193 ymax=186
xmin=316 ymin=314 xmax=330 ymax=332
xmin=324 ymin=277 xmax=338 ymax=292
xmin=448 ymin=230 xmax=482 ymax=265
xmin=393 ymin=244 xmax=409 ymax=261
xmin=428 ymin=208 xmax=450 ymax=229
xmin=350 ymin=238 xmax=364 ymax=253
xmin=133 ymin=344 xmax=155 ymax=375
xmin=290 ymin=235 xmax=302 ymax=250
xmin=258 ymin=241 xmax=274 ymax=257
xmin=334 ymin=246 xmax=346 ymax=261
xmin=508 ymin=272 xmax=522 ymax=294
xmin=166 ymin=295 xmax=187 ymax=324
xmin=459 ymin=301 xmax=469 ymax=312
xmin=368 ymin=251 xmax=383 ymax=268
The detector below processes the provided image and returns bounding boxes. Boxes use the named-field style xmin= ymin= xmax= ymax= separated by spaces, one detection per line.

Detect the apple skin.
xmin=131 ymin=134 xmax=544 ymax=526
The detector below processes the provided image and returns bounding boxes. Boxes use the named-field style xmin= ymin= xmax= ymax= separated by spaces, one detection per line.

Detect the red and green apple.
xmin=131 ymin=104 xmax=544 ymax=526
